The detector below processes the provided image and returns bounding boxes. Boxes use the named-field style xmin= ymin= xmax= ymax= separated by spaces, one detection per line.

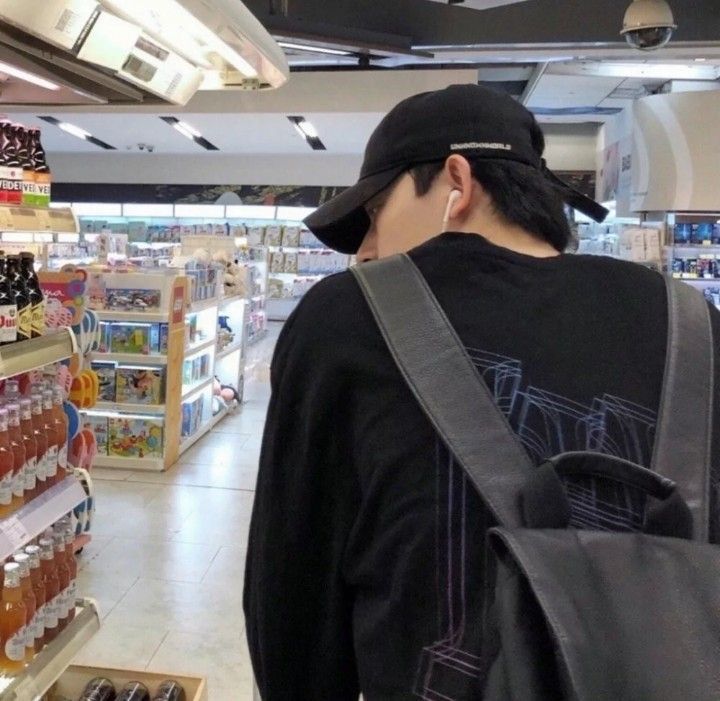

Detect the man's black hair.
xmin=409 ymin=159 xmax=572 ymax=252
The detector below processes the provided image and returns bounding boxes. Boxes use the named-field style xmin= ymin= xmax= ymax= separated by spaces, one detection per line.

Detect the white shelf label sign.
xmin=2 ymin=515 xmax=30 ymax=549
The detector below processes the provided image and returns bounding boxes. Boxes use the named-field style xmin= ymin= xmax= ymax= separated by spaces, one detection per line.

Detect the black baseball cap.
xmin=304 ymin=83 xmax=608 ymax=254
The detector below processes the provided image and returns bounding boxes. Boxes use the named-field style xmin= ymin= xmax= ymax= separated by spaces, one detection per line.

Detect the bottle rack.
xmin=84 ymin=270 xmax=245 ymax=471
xmin=0 ymin=324 xmax=99 ymax=700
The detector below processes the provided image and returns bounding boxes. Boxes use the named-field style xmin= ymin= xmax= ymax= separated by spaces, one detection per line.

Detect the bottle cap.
xmin=12 ymin=553 xmax=30 ymax=577
xmin=3 ymin=562 xmax=20 ymax=587
xmin=24 ymin=544 xmax=41 ymax=568
xmin=52 ymin=532 xmax=65 ymax=551
xmin=38 ymin=538 xmax=54 ymax=559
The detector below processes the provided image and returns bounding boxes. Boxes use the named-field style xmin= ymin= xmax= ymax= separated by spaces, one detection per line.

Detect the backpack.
xmin=351 ymin=253 xmax=718 ymax=701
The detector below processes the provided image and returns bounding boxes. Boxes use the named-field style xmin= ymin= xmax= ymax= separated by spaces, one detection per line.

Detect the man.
xmin=244 ymin=84 xmax=720 ymax=700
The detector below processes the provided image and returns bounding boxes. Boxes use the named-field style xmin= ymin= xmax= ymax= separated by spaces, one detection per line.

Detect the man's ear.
xmin=443 ymin=154 xmax=474 ymax=219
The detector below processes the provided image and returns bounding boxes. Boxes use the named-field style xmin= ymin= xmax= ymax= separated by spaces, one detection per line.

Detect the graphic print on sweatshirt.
xmin=413 ymin=348 xmax=658 ymax=700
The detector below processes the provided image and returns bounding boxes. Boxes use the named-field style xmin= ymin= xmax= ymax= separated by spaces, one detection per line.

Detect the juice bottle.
xmin=41 ymin=391 xmax=59 ymax=489
xmin=52 ymin=532 xmax=70 ymax=633
xmin=3 ymin=380 xmax=19 ymax=402
xmin=18 ymin=399 xmax=38 ymax=503
xmin=0 ymin=562 xmax=27 ymax=673
xmin=52 ymin=388 xmax=68 ymax=482
xmin=37 ymin=538 xmax=58 ymax=644
xmin=61 ymin=522 xmax=77 ymax=623
xmin=5 ymin=404 xmax=25 ymax=510
xmin=11 ymin=553 xmax=35 ymax=662
xmin=30 ymin=395 xmax=48 ymax=496
xmin=23 ymin=545 xmax=45 ymax=654
xmin=0 ymin=410 xmax=15 ymax=518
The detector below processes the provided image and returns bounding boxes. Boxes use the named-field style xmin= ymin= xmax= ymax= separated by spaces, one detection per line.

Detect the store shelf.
xmin=0 ymin=599 xmax=100 ymax=700
xmin=182 ymin=376 xmax=213 ymax=400
xmin=89 ymin=351 xmax=168 ymax=366
xmin=95 ymin=310 xmax=169 ymax=323
xmin=0 ymin=328 xmax=77 ymax=380
xmin=90 ymin=401 xmax=166 ymax=416
xmin=0 ymin=204 xmax=77 ymax=234
xmin=92 ymin=454 xmax=165 ymax=472
xmin=179 ymin=405 xmax=231 ymax=455
xmin=219 ymin=294 xmax=246 ymax=306
xmin=216 ymin=339 xmax=244 ymax=361
xmin=185 ymin=337 xmax=216 ymax=357
xmin=267 ymin=298 xmax=300 ymax=322
xmin=247 ymin=329 xmax=268 ymax=346
xmin=0 ymin=476 xmax=87 ymax=562
xmin=73 ymin=533 xmax=92 ymax=553
xmin=186 ymin=297 xmax=219 ymax=314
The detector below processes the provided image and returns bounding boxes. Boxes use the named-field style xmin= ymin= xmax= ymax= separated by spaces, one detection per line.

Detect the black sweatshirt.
xmin=244 ymin=232 xmax=720 ymax=700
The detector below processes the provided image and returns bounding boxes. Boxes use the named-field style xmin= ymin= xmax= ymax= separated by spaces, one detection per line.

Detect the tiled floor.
xmin=72 ymin=326 xmax=279 ymax=699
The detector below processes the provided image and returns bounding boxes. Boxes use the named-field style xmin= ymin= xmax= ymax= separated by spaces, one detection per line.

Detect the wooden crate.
xmin=50 ymin=664 xmax=207 ymax=700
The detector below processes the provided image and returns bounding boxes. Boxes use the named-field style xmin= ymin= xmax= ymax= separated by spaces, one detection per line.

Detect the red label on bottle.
xmin=0 ymin=304 xmax=17 ymax=343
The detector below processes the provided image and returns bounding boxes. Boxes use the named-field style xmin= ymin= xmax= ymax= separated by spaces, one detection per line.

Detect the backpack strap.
xmin=652 ymin=278 xmax=714 ymax=542
xmin=351 ymin=254 xmax=532 ymax=528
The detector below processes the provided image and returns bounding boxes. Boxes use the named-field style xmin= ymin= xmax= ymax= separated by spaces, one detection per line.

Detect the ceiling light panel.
xmin=160 ymin=116 xmax=219 ymax=151
xmin=287 ymin=116 xmax=326 ymax=151
xmin=277 ymin=41 xmax=352 ymax=57
xmin=37 ymin=116 xmax=116 ymax=150
xmin=0 ymin=61 xmax=60 ymax=91
xmin=551 ymin=61 xmax=720 ymax=80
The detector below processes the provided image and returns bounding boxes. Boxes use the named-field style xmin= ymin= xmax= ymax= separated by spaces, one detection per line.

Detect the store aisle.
xmin=72 ymin=325 xmax=281 ymax=700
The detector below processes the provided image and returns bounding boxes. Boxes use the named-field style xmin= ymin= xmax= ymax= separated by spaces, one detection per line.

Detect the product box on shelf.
xmin=108 ymin=417 xmax=164 ymax=458
xmin=116 ymin=367 xmax=164 ymax=405
xmin=159 ymin=323 xmax=169 ymax=354
xmin=270 ymin=252 xmax=285 ymax=274
xmin=182 ymin=395 xmax=205 ymax=437
xmin=282 ymin=226 xmax=301 ymax=247
xmin=92 ymin=362 xmax=118 ymax=402
xmin=109 ymin=323 xmax=160 ymax=354
xmin=265 ymin=226 xmax=282 ymax=247
xmin=247 ymin=227 xmax=265 ymax=247
xmin=83 ymin=415 xmax=109 ymax=455
xmin=106 ymin=287 xmax=162 ymax=312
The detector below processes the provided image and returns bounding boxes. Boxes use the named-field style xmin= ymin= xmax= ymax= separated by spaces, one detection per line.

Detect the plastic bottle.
xmin=0 ymin=562 xmax=27 ymax=673
xmin=23 ymin=545 xmax=45 ymax=654
xmin=12 ymin=553 xmax=35 ymax=662
xmin=18 ymin=398 xmax=38 ymax=502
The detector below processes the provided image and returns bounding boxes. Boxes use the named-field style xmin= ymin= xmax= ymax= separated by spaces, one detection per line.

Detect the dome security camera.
xmin=621 ymin=0 xmax=677 ymax=50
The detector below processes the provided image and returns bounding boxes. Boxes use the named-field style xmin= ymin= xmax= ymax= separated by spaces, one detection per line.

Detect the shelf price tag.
xmin=1 ymin=515 xmax=30 ymax=549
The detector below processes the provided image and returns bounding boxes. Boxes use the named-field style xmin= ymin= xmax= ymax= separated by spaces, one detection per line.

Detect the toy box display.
xmin=116 ymin=367 xmax=164 ymax=405
xmin=106 ymin=287 xmax=162 ymax=312
xmin=92 ymin=362 xmax=118 ymax=402
xmin=83 ymin=415 xmax=109 ymax=455
xmin=182 ymin=395 xmax=205 ymax=437
xmin=282 ymin=226 xmax=301 ymax=247
xmin=108 ymin=417 xmax=164 ymax=458
xmin=110 ymin=323 xmax=160 ymax=354
xmin=183 ymin=354 xmax=211 ymax=385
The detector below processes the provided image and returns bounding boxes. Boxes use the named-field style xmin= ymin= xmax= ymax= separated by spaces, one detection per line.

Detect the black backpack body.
xmin=352 ymin=254 xmax=717 ymax=701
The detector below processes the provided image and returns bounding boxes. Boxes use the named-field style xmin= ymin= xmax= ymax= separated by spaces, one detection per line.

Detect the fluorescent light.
xmin=176 ymin=120 xmax=202 ymax=137
xmin=291 ymin=122 xmax=306 ymax=139
xmin=277 ymin=41 xmax=351 ymax=57
xmin=226 ymin=205 xmax=277 ymax=219
xmin=0 ymin=61 xmax=60 ymax=91
xmin=174 ymin=204 xmax=225 ymax=218
xmin=58 ymin=122 xmax=91 ymax=139
xmin=49 ymin=202 xmax=72 ymax=209
xmin=123 ymin=204 xmax=175 ymax=217
xmin=297 ymin=120 xmax=319 ymax=138
xmin=72 ymin=203 xmax=123 ymax=217
xmin=174 ymin=123 xmax=197 ymax=140
xmin=571 ymin=61 xmax=720 ymax=80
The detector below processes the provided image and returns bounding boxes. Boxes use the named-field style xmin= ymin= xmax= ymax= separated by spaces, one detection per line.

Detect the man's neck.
xmin=455 ymin=218 xmax=560 ymax=259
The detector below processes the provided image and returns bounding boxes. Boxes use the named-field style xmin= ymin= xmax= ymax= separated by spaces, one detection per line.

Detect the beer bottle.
xmin=0 ymin=256 xmax=18 ymax=345
xmin=20 ymin=252 xmax=44 ymax=338
xmin=6 ymin=255 xmax=30 ymax=343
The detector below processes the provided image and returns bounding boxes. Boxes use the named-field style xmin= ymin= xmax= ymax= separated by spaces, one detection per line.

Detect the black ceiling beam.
xmin=245 ymin=0 xmax=720 ymax=49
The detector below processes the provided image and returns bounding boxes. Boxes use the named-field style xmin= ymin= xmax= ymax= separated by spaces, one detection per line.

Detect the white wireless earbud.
xmin=442 ymin=190 xmax=462 ymax=232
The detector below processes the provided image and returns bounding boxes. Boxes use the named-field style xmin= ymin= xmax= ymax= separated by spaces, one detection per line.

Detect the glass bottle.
xmin=23 ymin=545 xmax=45 ymax=654
xmin=18 ymin=126 xmax=35 ymax=207
xmin=0 ymin=256 xmax=18 ymax=346
xmin=0 ymin=562 xmax=27 ymax=673
xmin=41 ymin=391 xmax=59 ymax=489
xmin=0 ymin=409 xmax=15 ymax=518
xmin=30 ymin=395 xmax=48 ymax=496
xmin=18 ymin=399 xmax=38 ymax=502
xmin=61 ymin=521 xmax=77 ymax=623
xmin=30 ymin=128 xmax=51 ymax=208
xmin=0 ymin=123 xmax=22 ymax=206
xmin=20 ymin=253 xmax=44 ymax=338
xmin=52 ymin=531 xmax=70 ymax=633
xmin=117 ymin=682 xmax=151 ymax=701
xmin=5 ymin=404 xmax=25 ymax=511
xmin=3 ymin=380 xmax=19 ymax=402
xmin=6 ymin=255 xmax=30 ymax=344
xmin=37 ymin=538 xmax=58 ymax=645
xmin=52 ymin=388 xmax=68 ymax=482
xmin=11 ymin=553 xmax=35 ymax=662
